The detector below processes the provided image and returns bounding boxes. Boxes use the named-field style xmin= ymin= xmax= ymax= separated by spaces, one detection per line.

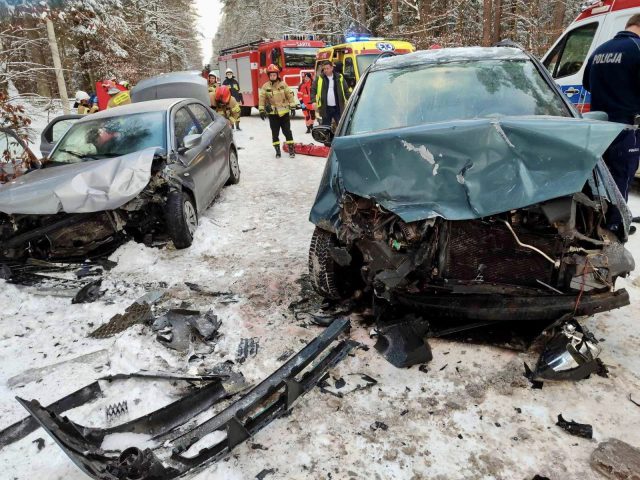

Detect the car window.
xmin=271 ymin=48 xmax=282 ymax=68
xmin=548 ymin=23 xmax=599 ymax=78
xmin=347 ymin=60 xmax=571 ymax=135
xmin=49 ymin=111 xmax=166 ymax=164
xmin=344 ymin=57 xmax=356 ymax=89
xmin=260 ymin=50 xmax=267 ymax=67
xmin=187 ymin=104 xmax=213 ymax=130
xmin=174 ymin=107 xmax=201 ymax=149
xmin=50 ymin=119 xmax=78 ymax=143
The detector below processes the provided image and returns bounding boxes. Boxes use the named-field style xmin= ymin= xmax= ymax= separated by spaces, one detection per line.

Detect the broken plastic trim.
xmin=17 ymin=318 xmax=353 ymax=480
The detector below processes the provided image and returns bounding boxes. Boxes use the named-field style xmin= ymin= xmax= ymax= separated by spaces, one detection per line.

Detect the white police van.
xmin=542 ymin=0 xmax=640 ymax=113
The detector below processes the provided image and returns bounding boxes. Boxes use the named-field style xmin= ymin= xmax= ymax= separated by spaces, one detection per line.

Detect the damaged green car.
xmin=308 ymin=45 xmax=635 ymax=321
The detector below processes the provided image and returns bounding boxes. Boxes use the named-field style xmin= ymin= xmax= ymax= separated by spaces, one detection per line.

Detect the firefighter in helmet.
xmin=75 ymin=90 xmax=99 ymax=115
xmin=208 ymin=72 xmax=218 ymax=93
xmin=210 ymin=85 xmax=241 ymax=130
xmin=258 ymin=64 xmax=298 ymax=158
xmin=223 ymin=68 xmax=242 ymax=103
xmin=106 ymin=86 xmax=131 ymax=109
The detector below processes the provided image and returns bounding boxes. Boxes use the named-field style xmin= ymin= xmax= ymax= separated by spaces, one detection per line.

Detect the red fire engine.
xmin=218 ymin=36 xmax=326 ymax=115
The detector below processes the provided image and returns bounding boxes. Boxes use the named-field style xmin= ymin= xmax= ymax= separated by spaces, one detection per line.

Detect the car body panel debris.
xmin=308 ymin=47 xmax=635 ymax=322
xmin=556 ymin=414 xmax=593 ymax=439
xmin=17 ymin=318 xmax=354 ymax=479
xmin=590 ymin=439 xmax=640 ymax=480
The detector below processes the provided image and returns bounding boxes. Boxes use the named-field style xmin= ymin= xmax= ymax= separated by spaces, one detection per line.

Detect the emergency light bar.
xmin=283 ymin=34 xmax=316 ymax=41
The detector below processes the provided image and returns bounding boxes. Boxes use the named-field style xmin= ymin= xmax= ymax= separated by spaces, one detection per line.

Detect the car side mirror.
xmin=181 ymin=133 xmax=202 ymax=153
xmin=312 ymin=126 xmax=333 ymax=146
xmin=582 ymin=111 xmax=608 ymax=122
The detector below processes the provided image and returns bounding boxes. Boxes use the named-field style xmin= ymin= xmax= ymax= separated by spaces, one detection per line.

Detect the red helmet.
xmin=215 ymin=85 xmax=231 ymax=103
xmin=266 ymin=64 xmax=280 ymax=73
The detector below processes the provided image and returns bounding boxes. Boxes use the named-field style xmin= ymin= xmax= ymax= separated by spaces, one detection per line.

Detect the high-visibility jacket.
xmin=297 ymin=80 xmax=314 ymax=110
xmin=313 ymin=73 xmax=349 ymax=118
xmin=259 ymin=79 xmax=297 ymax=116
xmin=210 ymin=94 xmax=241 ymax=123
xmin=107 ymin=91 xmax=131 ymax=109
xmin=78 ymin=104 xmax=99 ymax=115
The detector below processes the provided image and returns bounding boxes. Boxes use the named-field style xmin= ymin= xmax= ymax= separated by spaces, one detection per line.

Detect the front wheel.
xmin=165 ymin=191 xmax=197 ymax=249
xmin=226 ymin=149 xmax=240 ymax=185
xmin=308 ymin=227 xmax=355 ymax=300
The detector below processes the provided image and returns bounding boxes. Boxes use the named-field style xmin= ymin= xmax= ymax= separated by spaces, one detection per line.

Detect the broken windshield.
xmin=49 ymin=111 xmax=166 ymax=164
xmin=347 ymin=60 xmax=571 ymax=135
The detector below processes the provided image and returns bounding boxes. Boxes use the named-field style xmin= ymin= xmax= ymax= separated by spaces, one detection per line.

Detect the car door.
xmin=172 ymin=105 xmax=212 ymax=212
xmin=186 ymin=102 xmax=228 ymax=197
xmin=543 ymin=21 xmax=601 ymax=112
xmin=39 ymin=114 xmax=83 ymax=157
xmin=0 ymin=128 xmax=37 ymax=182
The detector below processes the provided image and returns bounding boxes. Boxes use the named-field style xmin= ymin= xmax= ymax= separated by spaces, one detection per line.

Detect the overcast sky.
xmin=195 ymin=0 xmax=223 ymax=65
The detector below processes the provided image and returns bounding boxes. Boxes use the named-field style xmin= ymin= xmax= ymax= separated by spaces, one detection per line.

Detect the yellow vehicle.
xmin=315 ymin=39 xmax=415 ymax=89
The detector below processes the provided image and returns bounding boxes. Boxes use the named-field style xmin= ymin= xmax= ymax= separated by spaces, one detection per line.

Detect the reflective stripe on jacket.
xmin=259 ymin=79 xmax=296 ymax=116
xmin=315 ymin=73 xmax=349 ymax=118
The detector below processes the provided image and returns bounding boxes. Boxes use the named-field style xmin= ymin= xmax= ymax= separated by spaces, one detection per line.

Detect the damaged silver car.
xmin=0 ymin=96 xmax=240 ymax=261
xmin=308 ymin=45 xmax=635 ymax=321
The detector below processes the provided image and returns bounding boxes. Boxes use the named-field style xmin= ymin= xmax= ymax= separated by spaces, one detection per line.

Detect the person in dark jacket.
xmin=311 ymin=60 xmax=350 ymax=128
xmin=583 ymin=14 xmax=640 ymax=235
xmin=223 ymin=68 xmax=242 ymax=103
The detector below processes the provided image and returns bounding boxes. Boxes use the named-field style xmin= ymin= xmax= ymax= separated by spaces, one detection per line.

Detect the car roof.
xmin=370 ymin=46 xmax=528 ymax=71
xmin=77 ymin=98 xmax=194 ymax=123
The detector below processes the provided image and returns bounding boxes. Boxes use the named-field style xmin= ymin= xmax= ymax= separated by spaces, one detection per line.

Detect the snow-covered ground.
xmin=1 ymin=109 xmax=640 ymax=480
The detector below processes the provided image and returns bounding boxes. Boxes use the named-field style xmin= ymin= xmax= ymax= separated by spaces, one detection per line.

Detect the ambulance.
xmin=542 ymin=0 xmax=640 ymax=113
xmin=315 ymin=39 xmax=415 ymax=90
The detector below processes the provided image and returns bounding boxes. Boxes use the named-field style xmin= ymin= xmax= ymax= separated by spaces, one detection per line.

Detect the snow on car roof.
xmin=371 ymin=46 xmax=528 ymax=70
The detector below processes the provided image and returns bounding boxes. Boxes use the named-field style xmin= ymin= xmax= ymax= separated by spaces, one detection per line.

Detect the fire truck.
xmin=218 ymin=36 xmax=326 ymax=115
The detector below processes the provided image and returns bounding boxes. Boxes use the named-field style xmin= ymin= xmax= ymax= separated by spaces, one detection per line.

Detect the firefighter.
xmin=298 ymin=73 xmax=316 ymax=133
xmin=223 ymin=68 xmax=242 ymax=103
xmin=74 ymin=90 xmax=98 ymax=115
xmin=106 ymin=86 xmax=131 ymax=109
xmin=258 ymin=64 xmax=298 ymax=158
xmin=312 ymin=60 xmax=350 ymax=128
xmin=208 ymin=73 xmax=218 ymax=93
xmin=210 ymin=85 xmax=241 ymax=130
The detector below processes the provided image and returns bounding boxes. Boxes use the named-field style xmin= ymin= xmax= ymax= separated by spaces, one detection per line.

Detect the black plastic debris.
xmin=256 ymin=468 xmax=276 ymax=479
xmin=153 ymin=310 xmax=222 ymax=352
xmin=530 ymin=320 xmax=602 ymax=382
xmin=72 ymin=279 xmax=103 ymax=304
xmin=629 ymin=393 xmax=640 ymax=408
xmin=370 ymin=421 xmax=388 ymax=432
xmin=556 ymin=414 xmax=593 ymax=439
xmin=319 ymin=373 xmax=377 ymax=398
xmin=531 ymin=476 xmax=551 ymax=480
xmin=17 ymin=318 xmax=354 ymax=480
xmin=32 ymin=438 xmax=45 ymax=451
xmin=237 ymin=337 xmax=260 ymax=362
xmin=374 ymin=316 xmax=432 ymax=368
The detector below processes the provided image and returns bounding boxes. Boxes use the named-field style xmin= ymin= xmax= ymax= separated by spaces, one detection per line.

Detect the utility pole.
xmin=45 ymin=16 xmax=70 ymax=114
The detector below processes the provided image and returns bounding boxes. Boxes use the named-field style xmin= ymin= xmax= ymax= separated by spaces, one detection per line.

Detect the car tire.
xmin=226 ymin=149 xmax=240 ymax=185
xmin=165 ymin=190 xmax=197 ymax=249
xmin=240 ymin=106 xmax=252 ymax=117
xmin=309 ymin=226 xmax=352 ymax=300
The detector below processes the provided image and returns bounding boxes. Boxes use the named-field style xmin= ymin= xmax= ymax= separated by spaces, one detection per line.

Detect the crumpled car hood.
xmin=310 ymin=117 xmax=626 ymax=228
xmin=0 ymin=148 xmax=157 ymax=215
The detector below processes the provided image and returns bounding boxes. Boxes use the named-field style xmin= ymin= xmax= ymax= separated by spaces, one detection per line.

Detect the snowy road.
xmin=1 ymin=113 xmax=640 ymax=479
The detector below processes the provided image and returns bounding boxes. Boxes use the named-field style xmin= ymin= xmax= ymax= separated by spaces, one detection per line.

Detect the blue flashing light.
xmin=345 ymin=34 xmax=371 ymax=43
